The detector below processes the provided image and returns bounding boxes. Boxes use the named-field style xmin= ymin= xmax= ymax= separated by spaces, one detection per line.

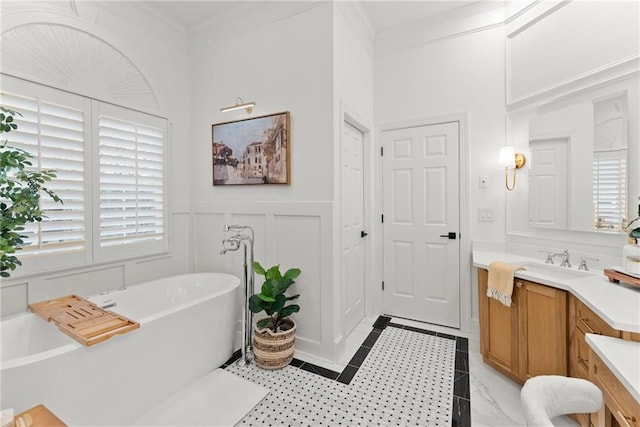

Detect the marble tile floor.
xmin=131 ymin=315 xmax=578 ymax=426
xmin=227 ymin=319 xmax=461 ymax=426
xmin=386 ymin=316 xmax=577 ymax=427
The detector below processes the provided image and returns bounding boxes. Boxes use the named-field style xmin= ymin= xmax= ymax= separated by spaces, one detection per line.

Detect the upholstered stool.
xmin=521 ymin=375 xmax=603 ymax=426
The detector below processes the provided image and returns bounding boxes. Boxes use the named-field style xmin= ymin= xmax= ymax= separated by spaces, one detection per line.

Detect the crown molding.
xmin=374 ymin=1 xmax=506 ymax=58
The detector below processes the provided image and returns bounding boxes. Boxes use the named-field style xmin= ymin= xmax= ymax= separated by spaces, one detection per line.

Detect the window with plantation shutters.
xmin=592 ymin=94 xmax=628 ymax=232
xmin=593 ymin=152 xmax=627 ymax=231
xmin=1 ymin=75 xmax=168 ymax=275
xmin=98 ymin=113 xmax=165 ymax=247
xmin=0 ymin=90 xmax=86 ymax=255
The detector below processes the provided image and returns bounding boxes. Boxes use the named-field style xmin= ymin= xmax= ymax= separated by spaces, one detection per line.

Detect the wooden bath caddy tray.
xmin=604 ymin=268 xmax=640 ymax=288
xmin=29 ymin=295 xmax=139 ymax=346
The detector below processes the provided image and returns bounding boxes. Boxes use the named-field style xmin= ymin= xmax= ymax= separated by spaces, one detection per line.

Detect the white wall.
xmin=332 ymin=2 xmax=375 ymax=355
xmin=507 ymin=0 xmax=639 ymax=104
xmin=0 ymin=1 xmax=190 ymax=316
xmin=374 ymin=12 xmax=507 ymax=330
xmin=187 ymin=3 xmax=338 ymax=360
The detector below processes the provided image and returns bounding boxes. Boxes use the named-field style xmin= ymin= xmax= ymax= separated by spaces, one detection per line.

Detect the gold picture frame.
xmin=212 ymin=111 xmax=291 ymax=185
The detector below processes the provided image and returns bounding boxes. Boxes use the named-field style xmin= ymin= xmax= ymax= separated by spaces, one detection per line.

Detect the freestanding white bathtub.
xmin=0 ymin=273 xmax=240 ymax=425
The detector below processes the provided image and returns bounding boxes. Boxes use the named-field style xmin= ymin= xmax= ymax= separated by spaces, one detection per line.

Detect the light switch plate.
xmin=478 ymin=208 xmax=494 ymax=221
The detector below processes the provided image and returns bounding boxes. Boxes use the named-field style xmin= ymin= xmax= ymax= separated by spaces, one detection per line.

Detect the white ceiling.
xmin=145 ymin=1 xmax=478 ymax=34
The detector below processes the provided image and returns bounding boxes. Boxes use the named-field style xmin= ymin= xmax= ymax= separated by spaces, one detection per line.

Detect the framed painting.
xmin=212 ymin=111 xmax=290 ymax=185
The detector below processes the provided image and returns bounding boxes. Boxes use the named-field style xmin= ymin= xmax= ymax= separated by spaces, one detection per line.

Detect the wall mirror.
xmin=506 ymin=75 xmax=639 ymax=235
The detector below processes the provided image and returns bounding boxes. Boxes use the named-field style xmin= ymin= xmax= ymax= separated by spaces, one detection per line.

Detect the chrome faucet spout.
xmin=220 ymin=239 xmax=241 ymax=254
xmin=553 ymin=249 xmax=572 ymax=268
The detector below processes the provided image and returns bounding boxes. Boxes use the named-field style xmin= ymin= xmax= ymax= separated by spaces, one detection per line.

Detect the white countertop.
xmin=473 ymin=250 xmax=640 ymax=333
xmin=586 ymin=334 xmax=640 ymax=402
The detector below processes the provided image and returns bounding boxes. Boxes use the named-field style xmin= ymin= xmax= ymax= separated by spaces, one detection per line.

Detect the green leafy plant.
xmin=249 ymin=261 xmax=301 ymax=333
xmin=1 ymin=106 xmax=62 ymax=277
xmin=628 ymin=196 xmax=640 ymax=240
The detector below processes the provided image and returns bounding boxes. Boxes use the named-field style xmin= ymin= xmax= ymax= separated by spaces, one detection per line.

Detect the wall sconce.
xmin=220 ymin=97 xmax=255 ymax=114
xmin=499 ymin=146 xmax=526 ymax=191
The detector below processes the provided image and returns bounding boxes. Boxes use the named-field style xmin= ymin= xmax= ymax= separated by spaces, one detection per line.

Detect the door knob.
xmin=361 ymin=231 xmax=368 ymax=238
xmin=439 ymin=232 xmax=457 ymax=240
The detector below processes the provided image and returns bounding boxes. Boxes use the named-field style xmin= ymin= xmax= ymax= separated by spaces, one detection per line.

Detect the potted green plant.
xmin=249 ymin=261 xmax=301 ymax=369
xmin=622 ymin=197 xmax=640 ymax=275
xmin=627 ymin=196 xmax=640 ymax=239
xmin=0 ymin=107 xmax=62 ymax=277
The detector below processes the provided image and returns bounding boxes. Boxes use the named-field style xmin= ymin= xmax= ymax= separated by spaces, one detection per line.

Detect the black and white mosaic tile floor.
xmin=223 ymin=316 xmax=470 ymax=426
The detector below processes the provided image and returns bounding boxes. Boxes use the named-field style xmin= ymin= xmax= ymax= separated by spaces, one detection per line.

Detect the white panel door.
xmin=382 ymin=122 xmax=460 ymax=328
xmin=528 ymin=138 xmax=568 ymax=229
xmin=341 ymin=121 xmax=365 ymax=335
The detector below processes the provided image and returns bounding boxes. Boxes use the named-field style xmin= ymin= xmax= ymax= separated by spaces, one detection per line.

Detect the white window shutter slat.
xmin=2 ymin=77 xmax=168 ymax=273
xmin=98 ymin=113 xmax=166 ymax=248
xmin=0 ymin=91 xmax=86 ymax=254
xmin=593 ymin=152 xmax=627 ymax=231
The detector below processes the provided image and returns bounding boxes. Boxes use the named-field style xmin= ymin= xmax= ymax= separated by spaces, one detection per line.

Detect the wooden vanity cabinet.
xmin=478 ymin=269 xmax=568 ymax=384
xmin=479 ymin=267 xmax=640 ymax=427
xmin=590 ymin=350 xmax=640 ymax=427
xmin=569 ymin=295 xmax=623 ymax=427
xmin=478 ymin=268 xmax=521 ymax=382
xmin=569 ymin=295 xmax=621 ymax=379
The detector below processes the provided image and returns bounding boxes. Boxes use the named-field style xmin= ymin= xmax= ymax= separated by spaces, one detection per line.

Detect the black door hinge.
xmin=382 ymin=281 xmax=385 ymax=291
xmin=380 ymin=146 xmax=384 ymax=156
xmin=381 ymin=214 xmax=384 ymax=223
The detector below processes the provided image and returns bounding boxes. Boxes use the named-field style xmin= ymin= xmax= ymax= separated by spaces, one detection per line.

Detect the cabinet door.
xmin=478 ymin=269 xmax=521 ymax=382
xmin=519 ymin=280 xmax=568 ymax=380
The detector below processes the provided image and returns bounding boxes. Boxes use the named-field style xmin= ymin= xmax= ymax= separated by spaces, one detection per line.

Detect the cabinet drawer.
xmin=590 ymin=351 xmax=640 ymax=427
xmin=574 ymin=326 xmax=590 ymax=377
xmin=575 ymin=299 xmax=621 ymax=338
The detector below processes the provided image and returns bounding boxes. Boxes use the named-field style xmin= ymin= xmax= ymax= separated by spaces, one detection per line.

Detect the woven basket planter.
xmin=253 ymin=318 xmax=296 ymax=370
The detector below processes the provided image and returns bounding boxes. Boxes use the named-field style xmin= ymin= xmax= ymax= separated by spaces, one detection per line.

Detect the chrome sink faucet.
xmin=578 ymin=256 xmax=599 ymax=271
xmin=554 ymin=250 xmax=572 ymax=268
xmin=538 ymin=250 xmax=555 ymax=264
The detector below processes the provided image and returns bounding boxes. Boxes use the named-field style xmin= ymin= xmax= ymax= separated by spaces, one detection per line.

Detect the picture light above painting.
xmin=212 ymin=111 xmax=291 ymax=185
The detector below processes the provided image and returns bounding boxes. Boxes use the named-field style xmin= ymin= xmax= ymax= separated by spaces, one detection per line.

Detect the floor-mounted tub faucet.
xmin=220 ymin=225 xmax=255 ymax=367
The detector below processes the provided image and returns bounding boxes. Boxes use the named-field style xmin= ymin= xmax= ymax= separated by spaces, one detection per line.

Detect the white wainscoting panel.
xmin=192 ymin=201 xmax=334 ymax=359
xmin=1 ymin=212 xmax=190 ymax=317
xmin=274 ymin=214 xmax=323 ymax=344
xmin=0 ymin=282 xmax=28 ymax=318
xmin=194 ymin=213 xmax=228 ymax=273
xmin=29 ymin=265 xmax=126 ymax=304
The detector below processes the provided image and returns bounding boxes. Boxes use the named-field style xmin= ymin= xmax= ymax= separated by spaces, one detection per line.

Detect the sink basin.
xmin=519 ymin=262 xmax=592 ymax=280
